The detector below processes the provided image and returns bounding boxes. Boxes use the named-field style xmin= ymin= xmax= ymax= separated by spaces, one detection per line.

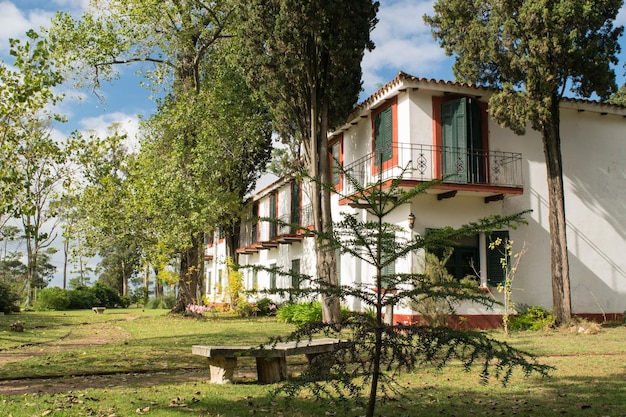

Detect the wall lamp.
xmin=408 ymin=212 xmax=415 ymax=230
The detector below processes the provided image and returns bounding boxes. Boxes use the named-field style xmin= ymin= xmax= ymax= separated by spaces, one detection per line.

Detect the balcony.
xmin=237 ymin=204 xmax=314 ymax=254
xmin=342 ymin=143 xmax=523 ymax=200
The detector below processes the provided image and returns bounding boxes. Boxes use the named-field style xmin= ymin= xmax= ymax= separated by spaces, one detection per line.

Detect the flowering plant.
xmin=185 ymin=304 xmax=214 ymax=316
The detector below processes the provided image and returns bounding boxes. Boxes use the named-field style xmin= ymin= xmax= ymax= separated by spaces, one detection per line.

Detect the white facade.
xmin=210 ymin=73 xmax=626 ymax=324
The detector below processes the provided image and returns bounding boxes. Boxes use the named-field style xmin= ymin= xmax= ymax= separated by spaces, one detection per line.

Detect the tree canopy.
xmin=425 ymin=0 xmax=623 ymax=324
xmin=237 ymin=0 xmax=379 ymax=322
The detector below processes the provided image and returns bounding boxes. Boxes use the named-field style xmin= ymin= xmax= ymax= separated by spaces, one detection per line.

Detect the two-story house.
xmin=208 ymin=72 xmax=626 ymax=327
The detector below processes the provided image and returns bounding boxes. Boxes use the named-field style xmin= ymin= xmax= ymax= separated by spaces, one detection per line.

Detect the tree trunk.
xmin=63 ymin=238 xmax=69 ymax=290
xmin=172 ymin=232 xmax=204 ymax=313
xmin=541 ymin=96 xmax=572 ymax=325
xmin=309 ymin=83 xmax=341 ymax=324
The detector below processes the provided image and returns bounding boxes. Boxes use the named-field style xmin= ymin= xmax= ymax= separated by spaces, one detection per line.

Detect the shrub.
xmin=277 ymin=301 xmax=322 ymax=327
xmin=67 ymin=286 xmax=97 ymax=309
xmin=277 ymin=301 xmax=355 ymax=326
xmin=91 ymin=283 xmax=122 ymax=307
xmin=145 ymin=295 xmax=176 ymax=309
xmin=237 ymin=300 xmax=259 ymax=317
xmin=0 ymin=281 xmax=21 ymax=314
xmin=255 ymin=297 xmax=278 ymax=316
xmin=510 ymin=305 xmax=556 ymax=331
xmin=35 ymin=287 xmax=70 ymax=311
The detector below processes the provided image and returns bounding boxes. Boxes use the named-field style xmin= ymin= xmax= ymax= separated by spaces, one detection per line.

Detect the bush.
xmin=277 ymin=301 xmax=322 ymax=326
xmin=277 ymin=301 xmax=355 ymax=326
xmin=91 ymin=283 xmax=122 ymax=307
xmin=255 ymin=297 xmax=278 ymax=316
xmin=0 ymin=281 xmax=20 ymax=314
xmin=67 ymin=286 xmax=97 ymax=309
xmin=145 ymin=295 xmax=176 ymax=309
xmin=510 ymin=305 xmax=556 ymax=331
xmin=35 ymin=287 xmax=70 ymax=311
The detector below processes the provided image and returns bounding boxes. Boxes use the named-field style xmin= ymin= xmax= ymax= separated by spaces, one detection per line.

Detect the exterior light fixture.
xmin=408 ymin=212 xmax=415 ymax=230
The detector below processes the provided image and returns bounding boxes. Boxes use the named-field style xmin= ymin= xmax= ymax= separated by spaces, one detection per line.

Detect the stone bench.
xmin=192 ymin=338 xmax=345 ymax=384
xmin=92 ymin=307 xmax=106 ymax=314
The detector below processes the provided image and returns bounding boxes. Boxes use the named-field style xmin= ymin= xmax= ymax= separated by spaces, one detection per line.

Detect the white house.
xmin=207 ymin=72 xmax=626 ymax=327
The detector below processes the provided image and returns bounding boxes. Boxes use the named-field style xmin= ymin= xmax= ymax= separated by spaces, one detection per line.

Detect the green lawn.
xmin=1 ymin=310 xmax=624 ymax=417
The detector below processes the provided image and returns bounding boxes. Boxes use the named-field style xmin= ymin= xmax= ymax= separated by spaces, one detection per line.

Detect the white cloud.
xmin=51 ymin=0 xmax=90 ymax=10
xmin=0 ymin=1 xmax=55 ymax=50
xmin=361 ymin=0 xmax=454 ymax=95
xmin=79 ymin=112 xmax=142 ymax=152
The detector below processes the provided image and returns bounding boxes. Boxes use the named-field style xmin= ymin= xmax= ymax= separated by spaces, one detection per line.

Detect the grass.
xmin=1 ymin=310 xmax=625 ymax=417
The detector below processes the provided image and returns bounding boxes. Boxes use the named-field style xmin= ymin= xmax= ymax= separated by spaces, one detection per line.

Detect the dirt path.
xmin=0 ymin=320 xmax=258 ymax=396
xmin=0 ymin=368 xmax=213 ymax=396
xmin=0 ymin=322 xmax=131 ymax=365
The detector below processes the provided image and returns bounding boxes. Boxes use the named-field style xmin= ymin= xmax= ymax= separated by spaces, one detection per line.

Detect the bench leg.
xmin=207 ymin=357 xmax=238 ymax=384
xmin=256 ymin=357 xmax=287 ymax=384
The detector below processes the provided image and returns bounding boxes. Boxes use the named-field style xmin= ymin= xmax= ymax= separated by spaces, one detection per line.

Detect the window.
xmin=371 ymin=97 xmax=398 ymax=172
xmin=207 ymin=271 xmax=212 ymax=294
xmin=380 ymin=232 xmax=396 ymax=288
xmin=290 ymin=259 xmax=300 ymax=289
xmin=252 ymin=269 xmax=258 ymax=292
xmin=269 ymin=193 xmax=278 ymax=239
xmin=269 ymin=263 xmax=277 ymax=291
xmin=252 ymin=201 xmax=259 ymax=242
xmin=441 ymin=235 xmax=480 ymax=281
xmin=433 ymin=96 xmax=488 ymax=184
xmin=290 ymin=181 xmax=301 ymax=231
xmin=486 ymin=231 xmax=510 ymax=286
xmin=217 ymin=269 xmax=223 ymax=293
xmin=427 ymin=229 xmax=510 ymax=286
xmin=329 ymin=136 xmax=343 ymax=189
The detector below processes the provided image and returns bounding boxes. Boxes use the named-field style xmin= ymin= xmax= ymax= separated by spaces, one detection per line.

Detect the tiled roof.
xmin=346 ymin=71 xmax=626 ymax=123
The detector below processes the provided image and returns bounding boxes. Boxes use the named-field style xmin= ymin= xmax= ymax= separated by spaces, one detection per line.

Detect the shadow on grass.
xmin=1 ymin=360 xmax=625 ymax=417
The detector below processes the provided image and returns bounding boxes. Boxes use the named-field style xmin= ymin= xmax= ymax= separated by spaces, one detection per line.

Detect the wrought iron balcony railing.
xmin=342 ymin=143 xmax=522 ymax=196
xmin=238 ymin=204 xmax=314 ymax=250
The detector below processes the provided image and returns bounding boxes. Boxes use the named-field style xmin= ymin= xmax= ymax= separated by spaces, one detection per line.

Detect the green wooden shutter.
xmin=270 ymin=263 xmax=277 ymax=291
xmin=487 ymin=231 xmax=510 ymax=286
xmin=374 ymin=106 xmax=393 ymax=165
xmin=269 ymin=193 xmax=277 ymax=238
xmin=290 ymin=182 xmax=300 ymax=231
xmin=381 ymin=231 xmax=396 ymax=288
xmin=441 ymin=98 xmax=468 ymax=182
xmin=291 ymin=259 xmax=300 ymax=289
xmin=381 ymin=260 xmax=395 ymax=288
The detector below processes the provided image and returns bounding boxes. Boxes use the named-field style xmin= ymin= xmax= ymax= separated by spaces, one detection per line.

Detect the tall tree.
xmin=133 ymin=44 xmax=272 ymax=311
xmin=50 ymin=0 xmax=270 ymax=311
xmin=1 ymin=31 xmax=68 ymax=305
xmin=1 ymin=30 xmax=63 ymax=231
xmin=71 ymin=131 xmax=142 ymax=296
xmin=425 ymin=0 xmax=623 ymax=324
xmin=238 ymin=0 xmax=379 ymax=323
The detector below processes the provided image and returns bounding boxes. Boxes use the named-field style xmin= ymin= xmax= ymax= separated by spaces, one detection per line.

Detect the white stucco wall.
xmin=238 ymin=79 xmax=626 ymax=319
xmin=500 ymin=106 xmax=626 ymax=315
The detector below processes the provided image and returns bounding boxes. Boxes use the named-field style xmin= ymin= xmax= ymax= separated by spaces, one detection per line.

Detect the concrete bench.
xmin=192 ymin=338 xmax=345 ymax=384
xmin=92 ymin=307 xmax=106 ymax=314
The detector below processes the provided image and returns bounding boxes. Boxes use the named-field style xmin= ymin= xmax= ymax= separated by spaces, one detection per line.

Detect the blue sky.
xmin=3 ymin=0 xmax=625 ymax=141
xmin=2 ymin=0 xmax=626 ymax=287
